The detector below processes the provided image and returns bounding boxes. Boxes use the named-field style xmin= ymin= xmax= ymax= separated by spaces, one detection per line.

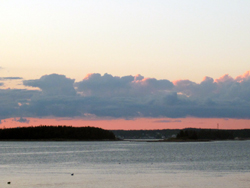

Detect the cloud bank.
xmin=1 ymin=71 xmax=250 ymax=122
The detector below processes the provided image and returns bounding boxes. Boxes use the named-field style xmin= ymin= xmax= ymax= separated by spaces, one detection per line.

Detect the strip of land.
xmin=0 ymin=126 xmax=117 ymax=141
xmin=112 ymin=128 xmax=250 ymax=141
xmin=1 ymin=126 xmax=250 ymax=141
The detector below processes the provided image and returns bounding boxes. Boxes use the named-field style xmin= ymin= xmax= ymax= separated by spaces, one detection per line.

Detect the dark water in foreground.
xmin=0 ymin=141 xmax=250 ymax=188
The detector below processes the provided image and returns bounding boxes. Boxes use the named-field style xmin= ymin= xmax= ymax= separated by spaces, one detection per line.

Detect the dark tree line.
xmin=0 ymin=125 xmax=116 ymax=140
xmin=176 ymin=130 xmax=198 ymax=139
xmin=112 ymin=129 xmax=180 ymax=139
xmin=176 ymin=128 xmax=250 ymax=140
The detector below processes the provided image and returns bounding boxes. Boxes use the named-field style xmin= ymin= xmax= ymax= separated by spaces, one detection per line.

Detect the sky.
xmin=0 ymin=0 xmax=250 ymax=130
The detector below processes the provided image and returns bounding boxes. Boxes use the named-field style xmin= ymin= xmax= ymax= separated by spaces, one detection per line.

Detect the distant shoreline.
xmin=0 ymin=139 xmax=120 ymax=142
xmin=0 ymin=140 xmax=118 ymax=142
xmin=151 ymin=138 xmax=250 ymax=142
xmin=124 ymin=138 xmax=250 ymax=142
xmin=0 ymin=138 xmax=249 ymax=142
xmin=113 ymin=128 xmax=250 ymax=140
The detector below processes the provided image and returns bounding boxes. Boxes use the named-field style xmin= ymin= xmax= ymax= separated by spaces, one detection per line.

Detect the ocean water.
xmin=0 ymin=140 xmax=250 ymax=188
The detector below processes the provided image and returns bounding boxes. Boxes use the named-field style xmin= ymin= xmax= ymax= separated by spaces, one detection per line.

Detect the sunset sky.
xmin=1 ymin=0 xmax=250 ymax=129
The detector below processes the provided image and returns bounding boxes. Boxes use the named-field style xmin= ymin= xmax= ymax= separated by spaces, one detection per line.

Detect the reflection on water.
xmin=0 ymin=141 xmax=250 ymax=188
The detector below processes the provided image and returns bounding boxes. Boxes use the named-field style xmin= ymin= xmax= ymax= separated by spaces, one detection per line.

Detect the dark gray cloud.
xmin=20 ymin=96 xmax=82 ymax=117
xmin=75 ymin=73 xmax=134 ymax=97
xmin=13 ymin=117 xmax=30 ymax=123
xmin=173 ymin=72 xmax=250 ymax=102
xmin=154 ymin=120 xmax=182 ymax=123
xmin=0 ymin=77 xmax=23 ymax=80
xmin=23 ymin=74 xmax=76 ymax=96
xmin=0 ymin=72 xmax=250 ymax=121
xmin=75 ymin=73 xmax=173 ymax=97
xmin=0 ymin=89 xmax=39 ymax=120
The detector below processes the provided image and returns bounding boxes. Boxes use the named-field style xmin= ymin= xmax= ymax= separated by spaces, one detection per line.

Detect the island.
xmin=162 ymin=128 xmax=250 ymax=142
xmin=0 ymin=125 xmax=117 ymax=141
xmin=112 ymin=128 xmax=250 ymax=141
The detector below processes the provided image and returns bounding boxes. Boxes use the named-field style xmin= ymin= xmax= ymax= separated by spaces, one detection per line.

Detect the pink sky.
xmin=2 ymin=117 xmax=250 ymax=130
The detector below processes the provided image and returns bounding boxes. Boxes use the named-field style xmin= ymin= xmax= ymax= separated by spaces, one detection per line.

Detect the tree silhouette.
xmin=0 ymin=125 xmax=116 ymax=140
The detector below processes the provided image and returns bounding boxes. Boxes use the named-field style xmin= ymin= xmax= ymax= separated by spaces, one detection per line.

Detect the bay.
xmin=0 ymin=141 xmax=250 ymax=188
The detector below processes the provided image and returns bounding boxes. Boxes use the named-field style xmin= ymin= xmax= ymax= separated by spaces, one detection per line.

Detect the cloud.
xmin=235 ymin=71 xmax=250 ymax=82
xmin=172 ymin=71 xmax=250 ymax=102
xmin=23 ymin=74 xmax=76 ymax=96
xmin=75 ymin=73 xmax=134 ymax=97
xmin=75 ymin=73 xmax=173 ymax=97
xmin=0 ymin=77 xmax=23 ymax=80
xmin=215 ymin=74 xmax=234 ymax=83
xmin=21 ymin=96 xmax=82 ymax=117
xmin=0 ymin=89 xmax=39 ymax=120
xmin=13 ymin=117 xmax=30 ymax=123
xmin=0 ymin=71 xmax=250 ymax=121
xmin=173 ymin=79 xmax=198 ymax=97
xmin=154 ymin=119 xmax=182 ymax=123
xmin=131 ymin=77 xmax=174 ymax=96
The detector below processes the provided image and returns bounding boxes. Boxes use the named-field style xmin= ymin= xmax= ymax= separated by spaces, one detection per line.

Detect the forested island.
xmin=170 ymin=128 xmax=250 ymax=141
xmin=0 ymin=126 xmax=116 ymax=141
xmin=112 ymin=128 xmax=250 ymax=141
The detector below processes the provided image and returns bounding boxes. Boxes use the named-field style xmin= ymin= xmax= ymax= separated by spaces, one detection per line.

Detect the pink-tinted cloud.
xmin=131 ymin=77 xmax=173 ymax=97
xmin=172 ymin=71 xmax=250 ymax=101
xmin=173 ymin=79 xmax=198 ymax=97
xmin=134 ymin=74 xmax=144 ymax=81
xmin=215 ymin=74 xmax=234 ymax=83
xmin=1 ymin=71 xmax=250 ymax=123
xmin=235 ymin=70 xmax=250 ymax=82
xmin=76 ymin=73 xmax=173 ymax=97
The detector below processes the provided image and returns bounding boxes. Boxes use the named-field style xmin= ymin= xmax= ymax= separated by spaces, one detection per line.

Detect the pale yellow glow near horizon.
xmin=1 ymin=1 xmax=250 ymax=82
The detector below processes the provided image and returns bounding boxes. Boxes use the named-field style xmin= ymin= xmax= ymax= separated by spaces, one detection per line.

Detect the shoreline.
xmin=0 ymin=138 xmax=249 ymax=142
xmin=0 ymin=139 xmax=119 ymax=142
xmin=149 ymin=138 xmax=250 ymax=142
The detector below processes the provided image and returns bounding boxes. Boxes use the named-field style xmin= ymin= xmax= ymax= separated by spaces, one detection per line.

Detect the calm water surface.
xmin=0 ymin=141 xmax=250 ymax=188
